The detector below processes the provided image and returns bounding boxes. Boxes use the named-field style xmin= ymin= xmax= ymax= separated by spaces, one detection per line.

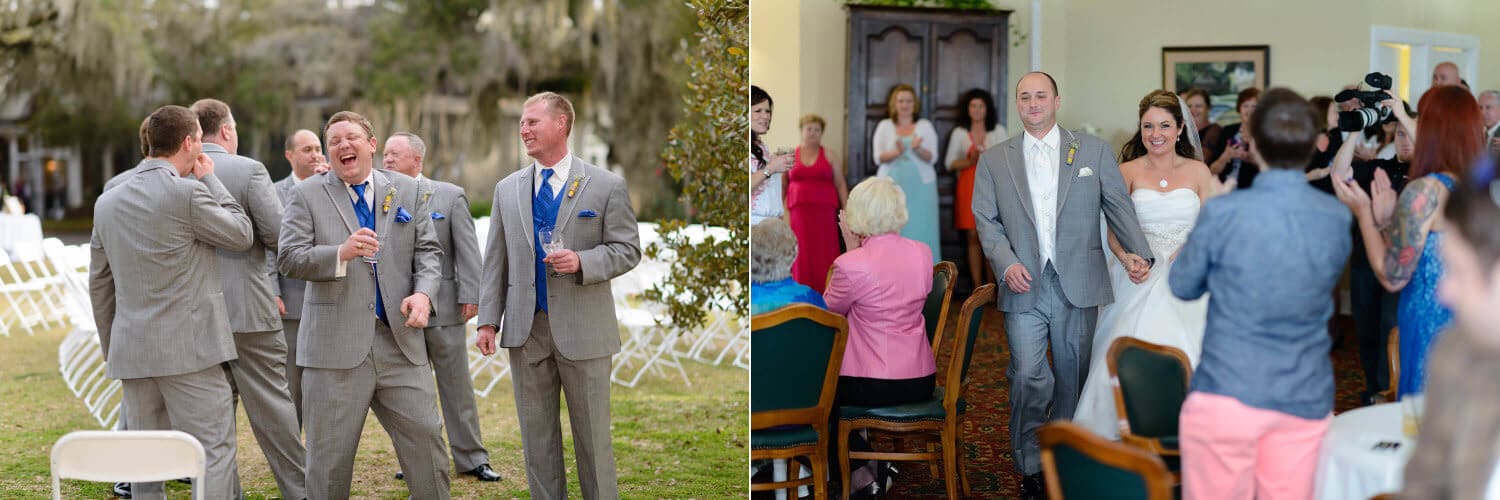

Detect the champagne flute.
xmin=361 ymin=232 xmax=381 ymax=265
xmin=539 ymin=227 xmax=565 ymax=276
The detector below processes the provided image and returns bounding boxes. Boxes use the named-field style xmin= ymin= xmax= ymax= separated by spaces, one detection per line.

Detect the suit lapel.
xmin=374 ymin=170 xmax=397 ymax=231
xmin=321 ymin=173 xmax=359 ymax=236
xmin=553 ymin=157 xmax=591 ymax=236
xmin=515 ymin=166 xmax=536 ymax=261
xmin=1006 ymin=141 xmax=1037 ymax=224
xmin=1055 ymin=128 xmax=1075 ymax=213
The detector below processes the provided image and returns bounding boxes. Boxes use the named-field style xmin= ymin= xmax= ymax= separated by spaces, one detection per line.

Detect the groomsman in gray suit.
xmin=971 ymin=72 xmax=1154 ymax=500
xmin=272 ymin=128 xmax=327 ymax=423
xmin=476 ymin=92 xmax=641 ymax=500
xmin=189 ymin=98 xmax=307 ymax=500
xmin=382 ymin=132 xmax=502 ymax=482
xmin=91 ymin=105 xmax=252 ymax=500
xmin=277 ymin=111 xmax=451 ymax=500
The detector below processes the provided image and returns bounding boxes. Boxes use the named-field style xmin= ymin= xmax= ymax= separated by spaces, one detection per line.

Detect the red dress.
xmin=787 ymin=146 xmax=841 ymax=294
xmin=954 ymin=130 xmax=980 ymax=230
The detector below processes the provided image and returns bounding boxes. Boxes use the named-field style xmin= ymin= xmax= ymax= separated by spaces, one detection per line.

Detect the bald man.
xmin=272 ymin=128 xmax=326 ymax=423
xmin=1433 ymin=62 xmax=1461 ymax=87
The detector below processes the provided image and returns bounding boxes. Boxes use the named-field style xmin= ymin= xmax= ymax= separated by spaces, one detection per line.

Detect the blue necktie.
xmin=534 ymin=169 xmax=558 ymax=313
xmin=351 ymin=182 xmax=386 ymax=323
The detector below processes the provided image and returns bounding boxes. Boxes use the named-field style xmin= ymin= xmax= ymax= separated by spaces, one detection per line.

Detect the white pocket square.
xmin=1078 ymin=167 xmax=1094 ymax=178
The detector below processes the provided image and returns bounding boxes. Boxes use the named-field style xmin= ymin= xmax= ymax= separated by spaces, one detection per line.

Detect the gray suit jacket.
xmin=972 ymin=127 xmax=1153 ymax=313
xmin=202 ymin=143 xmax=282 ymax=333
xmin=477 ymin=157 xmax=641 ymax=360
xmin=277 ymin=169 xmax=443 ymax=369
xmin=271 ymin=175 xmax=307 ymax=319
xmin=416 ymin=177 xmax=481 ymax=327
xmin=90 ymin=160 xmax=254 ymax=379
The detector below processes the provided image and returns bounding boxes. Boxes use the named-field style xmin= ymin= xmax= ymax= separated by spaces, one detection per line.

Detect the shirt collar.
xmin=415 ymin=173 xmax=426 ymax=181
xmin=1023 ymin=124 xmax=1061 ymax=153
xmin=344 ymin=170 xmax=374 ymax=192
xmin=1488 ymin=121 xmax=1500 ymax=137
xmin=536 ymin=153 xmax=572 ymax=183
xmin=1254 ymin=168 xmax=1306 ymax=187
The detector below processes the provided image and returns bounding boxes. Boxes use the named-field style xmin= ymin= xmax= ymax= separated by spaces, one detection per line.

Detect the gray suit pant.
xmin=427 ymin=322 xmax=490 ymax=471
xmin=225 ymin=330 xmax=307 ymax=500
xmin=1005 ymin=263 xmax=1098 ymax=475
xmin=282 ymin=318 xmax=304 ymax=425
xmin=510 ymin=312 xmax=617 ymax=500
xmin=122 ymin=365 xmax=240 ymax=500
xmin=303 ymin=322 xmax=451 ymax=500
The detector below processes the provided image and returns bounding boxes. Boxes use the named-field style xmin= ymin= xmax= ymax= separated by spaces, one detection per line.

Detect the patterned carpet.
xmin=871 ymin=306 xmax=1368 ymax=499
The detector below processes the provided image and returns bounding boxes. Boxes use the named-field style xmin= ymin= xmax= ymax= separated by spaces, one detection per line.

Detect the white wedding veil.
xmin=1176 ymin=92 xmax=1205 ymax=162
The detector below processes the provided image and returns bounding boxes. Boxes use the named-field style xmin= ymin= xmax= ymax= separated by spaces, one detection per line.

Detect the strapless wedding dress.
xmin=1073 ymin=188 xmax=1208 ymax=440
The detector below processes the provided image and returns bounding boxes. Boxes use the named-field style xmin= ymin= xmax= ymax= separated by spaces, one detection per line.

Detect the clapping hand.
xmin=1331 ymin=167 xmax=1372 ymax=214
xmin=837 ymin=210 xmax=861 ymax=251
xmin=1370 ymin=169 xmax=1398 ymax=228
xmin=911 ymin=134 xmax=924 ymax=151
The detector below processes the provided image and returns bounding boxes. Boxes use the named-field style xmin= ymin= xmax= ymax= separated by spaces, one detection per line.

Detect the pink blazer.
xmin=823 ymin=233 xmax=936 ymax=380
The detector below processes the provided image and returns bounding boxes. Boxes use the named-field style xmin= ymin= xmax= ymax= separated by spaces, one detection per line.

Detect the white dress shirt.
xmin=335 ymin=170 xmax=376 ymax=278
xmin=534 ymin=153 xmax=572 ymax=197
xmin=1487 ymin=121 xmax=1500 ymax=140
xmin=1023 ymin=124 xmax=1062 ymax=267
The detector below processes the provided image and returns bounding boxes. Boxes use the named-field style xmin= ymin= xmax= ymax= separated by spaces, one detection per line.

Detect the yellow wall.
xmin=752 ymin=0 xmax=1498 ymax=155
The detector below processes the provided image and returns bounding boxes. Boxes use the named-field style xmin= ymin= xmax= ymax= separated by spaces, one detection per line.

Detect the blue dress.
xmin=750 ymin=278 xmax=827 ymax=316
xmin=1396 ymin=172 xmax=1456 ymax=397
xmin=887 ymin=136 xmax=941 ymax=264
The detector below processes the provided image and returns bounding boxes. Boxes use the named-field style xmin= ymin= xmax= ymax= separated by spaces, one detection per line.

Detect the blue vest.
xmin=532 ymin=170 xmax=562 ymax=312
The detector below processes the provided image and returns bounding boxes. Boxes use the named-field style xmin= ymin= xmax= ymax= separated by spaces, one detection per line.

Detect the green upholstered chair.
xmin=923 ymin=261 xmax=957 ymax=353
xmin=750 ymin=304 xmax=848 ymax=499
xmin=1040 ymin=421 xmax=1175 ymax=500
xmin=836 ymin=284 xmax=995 ymax=499
xmin=1107 ymin=336 xmax=1192 ymax=479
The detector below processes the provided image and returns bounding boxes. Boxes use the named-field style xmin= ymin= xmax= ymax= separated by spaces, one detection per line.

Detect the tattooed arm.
xmin=1356 ymin=176 xmax=1445 ymax=292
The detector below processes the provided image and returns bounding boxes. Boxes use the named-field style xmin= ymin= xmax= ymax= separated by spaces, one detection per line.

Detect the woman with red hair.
xmin=1332 ymin=85 xmax=1487 ymax=396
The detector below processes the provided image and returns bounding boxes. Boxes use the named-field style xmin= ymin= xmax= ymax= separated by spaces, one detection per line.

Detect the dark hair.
xmin=138 ymin=117 xmax=150 ymax=157
xmin=1180 ymin=88 xmax=1210 ymax=106
xmin=145 ymin=105 xmax=199 ymax=158
xmin=885 ymin=83 xmax=920 ymax=121
xmin=1248 ymin=87 xmax=1320 ymax=169
xmin=1018 ymin=71 xmax=1059 ymax=96
xmin=1309 ymin=95 xmax=1334 ymax=124
xmin=1412 ymin=85 xmax=1485 ymax=179
xmin=189 ymin=98 xmax=233 ymax=138
xmin=1236 ymin=87 xmax=1261 ymax=113
xmin=959 ymin=88 xmax=998 ymax=132
xmin=1445 ymin=157 xmax=1500 ymax=276
xmin=1120 ymin=90 xmax=1199 ymax=162
xmin=751 ymin=85 xmax=771 ymax=166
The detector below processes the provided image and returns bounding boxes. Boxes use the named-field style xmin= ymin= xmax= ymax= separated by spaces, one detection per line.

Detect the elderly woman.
xmin=750 ymin=218 xmax=826 ymax=315
xmin=824 ymin=176 xmax=934 ymax=497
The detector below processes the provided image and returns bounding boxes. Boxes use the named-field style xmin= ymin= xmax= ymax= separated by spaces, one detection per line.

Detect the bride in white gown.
xmin=1073 ymin=89 xmax=1223 ymax=440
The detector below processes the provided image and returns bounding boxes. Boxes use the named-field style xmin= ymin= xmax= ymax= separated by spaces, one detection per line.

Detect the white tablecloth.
xmin=1315 ymin=402 xmax=1415 ymax=500
xmin=0 ymin=213 xmax=43 ymax=261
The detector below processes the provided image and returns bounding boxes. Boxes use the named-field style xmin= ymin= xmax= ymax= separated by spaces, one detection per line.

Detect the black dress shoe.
xmin=394 ymin=470 xmax=404 ymax=480
xmin=112 ymin=482 xmax=132 ymax=498
xmin=463 ymin=464 xmax=503 ymax=482
xmin=1020 ymin=472 xmax=1046 ymax=500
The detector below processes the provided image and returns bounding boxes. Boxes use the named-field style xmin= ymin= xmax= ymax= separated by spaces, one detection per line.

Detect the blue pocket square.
xmin=430 ymin=211 xmax=446 ymax=220
xmin=395 ymin=207 xmax=413 ymax=223
xmin=578 ymin=209 xmax=599 ymax=218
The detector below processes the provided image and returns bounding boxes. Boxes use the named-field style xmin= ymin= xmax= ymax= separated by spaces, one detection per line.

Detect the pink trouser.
xmin=1179 ymin=392 xmax=1331 ymax=500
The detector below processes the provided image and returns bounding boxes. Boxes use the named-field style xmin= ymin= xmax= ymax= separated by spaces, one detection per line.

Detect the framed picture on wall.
xmin=1162 ymin=45 xmax=1270 ymax=125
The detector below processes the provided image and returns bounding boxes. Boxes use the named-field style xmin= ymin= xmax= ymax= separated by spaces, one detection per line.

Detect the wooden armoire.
xmin=845 ymin=5 xmax=1012 ymax=292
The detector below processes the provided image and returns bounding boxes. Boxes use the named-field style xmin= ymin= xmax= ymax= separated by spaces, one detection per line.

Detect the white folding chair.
xmin=50 ymin=430 xmax=206 ymax=500
xmin=610 ymin=304 xmax=689 ymax=388
xmin=0 ymin=256 xmax=49 ymax=334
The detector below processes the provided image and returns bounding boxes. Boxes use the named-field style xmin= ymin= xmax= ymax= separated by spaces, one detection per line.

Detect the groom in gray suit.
xmin=278 ymin=111 xmax=451 ymax=499
xmin=190 ymin=98 xmax=307 ymax=500
xmin=382 ymin=132 xmax=501 ymax=482
xmin=972 ymin=72 xmax=1155 ymax=500
xmin=476 ymin=92 xmax=641 ymax=499
xmin=271 ymin=128 xmax=326 ymax=423
xmin=91 ymin=105 xmax=252 ymax=499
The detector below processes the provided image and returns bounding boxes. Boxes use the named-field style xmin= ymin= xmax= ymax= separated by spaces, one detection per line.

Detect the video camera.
xmin=1335 ymin=72 xmax=1396 ymax=133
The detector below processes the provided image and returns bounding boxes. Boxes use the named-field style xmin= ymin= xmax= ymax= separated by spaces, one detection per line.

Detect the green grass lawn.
xmin=0 ymin=320 xmax=747 ymax=499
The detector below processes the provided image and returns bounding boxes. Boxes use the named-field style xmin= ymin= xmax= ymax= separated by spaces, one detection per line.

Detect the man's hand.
xmin=476 ymin=325 xmax=498 ymax=356
xmin=399 ymin=293 xmax=431 ymax=329
xmin=192 ymin=153 xmax=215 ymax=178
xmin=1489 ymin=137 xmax=1500 ymax=155
xmin=1003 ymin=264 xmax=1032 ymax=294
xmin=1123 ymin=253 xmax=1151 ymax=284
xmin=276 ymin=296 xmax=286 ymax=316
xmin=461 ymin=303 xmax=478 ymax=321
xmin=543 ymin=249 xmax=580 ymax=274
xmin=312 ymin=154 xmax=330 ymax=175
xmin=338 ymin=228 xmax=379 ymax=262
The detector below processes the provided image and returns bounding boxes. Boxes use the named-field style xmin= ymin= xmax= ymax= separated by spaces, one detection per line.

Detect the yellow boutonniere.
xmin=566 ymin=177 xmax=582 ymax=198
xmin=422 ymin=191 xmax=432 ymax=205
xmin=1065 ymin=141 xmax=1079 ymax=166
xmin=382 ymin=186 xmax=396 ymax=214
